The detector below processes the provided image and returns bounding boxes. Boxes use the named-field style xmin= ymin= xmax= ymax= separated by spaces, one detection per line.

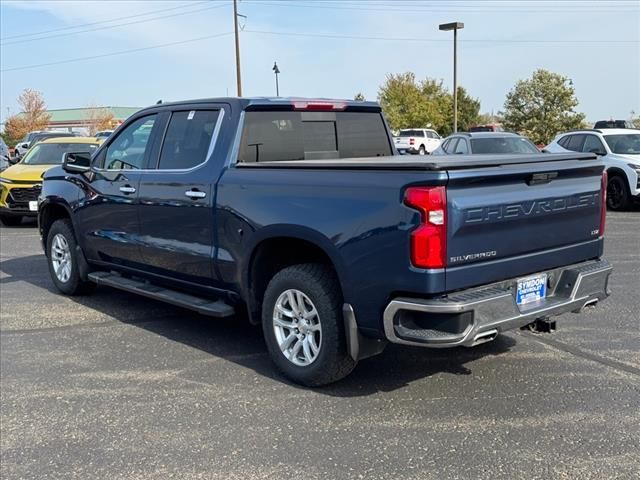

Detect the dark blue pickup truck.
xmin=38 ymin=97 xmax=612 ymax=385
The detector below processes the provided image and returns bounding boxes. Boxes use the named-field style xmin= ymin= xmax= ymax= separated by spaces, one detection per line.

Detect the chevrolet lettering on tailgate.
xmin=464 ymin=192 xmax=599 ymax=224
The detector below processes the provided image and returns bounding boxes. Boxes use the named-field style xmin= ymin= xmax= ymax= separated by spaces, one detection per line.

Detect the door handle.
xmin=185 ymin=189 xmax=206 ymax=199
xmin=119 ymin=185 xmax=136 ymax=194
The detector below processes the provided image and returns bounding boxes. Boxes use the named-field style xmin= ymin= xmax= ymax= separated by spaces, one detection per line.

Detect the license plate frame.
xmin=516 ymin=273 xmax=547 ymax=306
xmin=29 ymin=201 xmax=38 ymax=212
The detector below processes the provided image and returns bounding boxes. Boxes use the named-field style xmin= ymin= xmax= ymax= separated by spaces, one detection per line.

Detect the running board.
xmin=88 ymin=271 xmax=235 ymax=318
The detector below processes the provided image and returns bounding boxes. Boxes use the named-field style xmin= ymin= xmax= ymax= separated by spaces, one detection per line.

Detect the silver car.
xmin=0 ymin=138 xmax=10 ymax=171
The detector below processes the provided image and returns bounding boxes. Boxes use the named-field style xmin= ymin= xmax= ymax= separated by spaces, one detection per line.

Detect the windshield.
xmin=604 ymin=134 xmax=640 ymax=154
xmin=470 ymin=137 xmax=540 ymax=154
xmin=21 ymin=142 xmax=98 ymax=165
xmin=398 ymin=130 xmax=423 ymax=137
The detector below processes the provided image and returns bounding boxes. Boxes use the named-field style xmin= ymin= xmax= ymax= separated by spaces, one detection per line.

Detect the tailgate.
xmin=445 ymin=156 xmax=605 ymax=291
xmin=394 ymin=137 xmax=411 ymax=149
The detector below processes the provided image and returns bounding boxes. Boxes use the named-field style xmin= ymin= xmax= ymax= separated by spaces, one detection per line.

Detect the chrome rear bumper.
xmin=383 ymin=259 xmax=612 ymax=348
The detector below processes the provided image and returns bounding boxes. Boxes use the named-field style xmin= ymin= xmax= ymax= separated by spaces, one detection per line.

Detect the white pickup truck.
xmin=394 ymin=128 xmax=442 ymax=155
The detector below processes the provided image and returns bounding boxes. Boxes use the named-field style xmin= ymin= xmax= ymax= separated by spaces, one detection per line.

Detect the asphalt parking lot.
xmin=1 ymin=212 xmax=638 ymax=480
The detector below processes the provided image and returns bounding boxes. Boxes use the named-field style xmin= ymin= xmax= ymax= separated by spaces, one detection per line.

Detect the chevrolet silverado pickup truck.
xmin=38 ymin=97 xmax=612 ymax=386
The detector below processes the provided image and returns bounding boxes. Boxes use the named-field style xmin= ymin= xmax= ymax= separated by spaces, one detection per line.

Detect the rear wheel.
xmin=607 ymin=175 xmax=631 ymax=210
xmin=262 ymin=263 xmax=356 ymax=386
xmin=418 ymin=145 xmax=426 ymax=155
xmin=47 ymin=219 xmax=95 ymax=295
xmin=0 ymin=215 xmax=22 ymax=226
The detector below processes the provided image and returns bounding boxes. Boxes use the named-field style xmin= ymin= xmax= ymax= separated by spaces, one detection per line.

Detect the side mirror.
xmin=589 ymin=148 xmax=606 ymax=156
xmin=62 ymin=152 xmax=92 ymax=173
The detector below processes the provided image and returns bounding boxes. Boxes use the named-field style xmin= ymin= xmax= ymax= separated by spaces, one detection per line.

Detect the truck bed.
xmin=236 ymin=153 xmax=597 ymax=170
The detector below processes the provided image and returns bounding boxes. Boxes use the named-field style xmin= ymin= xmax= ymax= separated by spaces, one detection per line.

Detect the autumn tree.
xmin=502 ymin=69 xmax=585 ymax=144
xmin=3 ymin=89 xmax=51 ymax=141
xmin=85 ymin=106 xmax=115 ymax=136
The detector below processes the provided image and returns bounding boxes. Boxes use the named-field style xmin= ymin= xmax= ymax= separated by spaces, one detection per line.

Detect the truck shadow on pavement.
xmin=1 ymin=254 xmax=516 ymax=397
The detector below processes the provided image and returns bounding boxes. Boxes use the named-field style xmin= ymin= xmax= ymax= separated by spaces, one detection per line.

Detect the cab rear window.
xmin=238 ymin=111 xmax=392 ymax=162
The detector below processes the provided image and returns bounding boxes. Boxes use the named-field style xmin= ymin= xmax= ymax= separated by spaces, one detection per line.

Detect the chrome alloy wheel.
xmin=51 ymin=233 xmax=72 ymax=283
xmin=273 ymin=289 xmax=322 ymax=366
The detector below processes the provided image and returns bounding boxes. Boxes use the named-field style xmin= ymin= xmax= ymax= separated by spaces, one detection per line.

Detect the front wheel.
xmin=47 ymin=219 xmax=95 ymax=295
xmin=262 ymin=263 xmax=356 ymax=386
xmin=0 ymin=215 xmax=22 ymax=226
xmin=607 ymin=175 xmax=631 ymax=210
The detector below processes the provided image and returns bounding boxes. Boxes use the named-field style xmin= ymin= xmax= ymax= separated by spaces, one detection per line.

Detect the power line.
xmin=1 ymin=32 xmax=233 ymax=73
xmin=1 ymin=3 xmax=230 ymax=46
xmin=2 ymin=27 xmax=636 ymax=73
xmin=244 ymin=29 xmax=639 ymax=44
xmin=0 ymin=0 xmax=217 ymax=41
xmin=245 ymin=0 xmax=640 ymax=13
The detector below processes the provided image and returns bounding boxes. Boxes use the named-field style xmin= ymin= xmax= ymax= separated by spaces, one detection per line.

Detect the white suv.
xmin=545 ymin=129 xmax=640 ymax=210
xmin=394 ymin=128 xmax=441 ymax=155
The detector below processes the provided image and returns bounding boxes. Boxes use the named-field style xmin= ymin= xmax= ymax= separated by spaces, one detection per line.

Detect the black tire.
xmin=607 ymin=175 xmax=631 ymax=211
xmin=46 ymin=219 xmax=95 ymax=295
xmin=0 ymin=215 xmax=22 ymax=226
xmin=418 ymin=145 xmax=426 ymax=155
xmin=262 ymin=263 xmax=356 ymax=386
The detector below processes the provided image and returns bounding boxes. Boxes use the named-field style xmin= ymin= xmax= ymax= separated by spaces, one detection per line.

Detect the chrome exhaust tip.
xmin=470 ymin=329 xmax=498 ymax=346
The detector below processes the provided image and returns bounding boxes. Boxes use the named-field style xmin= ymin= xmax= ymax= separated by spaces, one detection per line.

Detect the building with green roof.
xmin=45 ymin=106 xmax=141 ymax=132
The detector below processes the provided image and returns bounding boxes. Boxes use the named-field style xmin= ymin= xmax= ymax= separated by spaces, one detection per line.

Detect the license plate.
xmin=516 ymin=273 xmax=547 ymax=306
xmin=29 ymin=201 xmax=38 ymax=212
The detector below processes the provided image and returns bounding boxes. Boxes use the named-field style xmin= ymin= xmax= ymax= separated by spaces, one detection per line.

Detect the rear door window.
xmin=157 ymin=110 xmax=220 ymax=170
xmin=557 ymin=135 xmax=571 ymax=148
xmin=238 ymin=111 xmax=392 ymax=162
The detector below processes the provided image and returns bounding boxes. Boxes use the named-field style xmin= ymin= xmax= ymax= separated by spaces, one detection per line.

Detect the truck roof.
xmin=138 ymin=97 xmax=381 ymax=113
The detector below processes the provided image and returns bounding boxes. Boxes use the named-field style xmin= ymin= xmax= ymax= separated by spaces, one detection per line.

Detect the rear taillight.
xmin=409 ymin=138 xmax=415 ymax=145
xmin=404 ymin=186 xmax=447 ymax=269
xmin=600 ymin=170 xmax=607 ymax=236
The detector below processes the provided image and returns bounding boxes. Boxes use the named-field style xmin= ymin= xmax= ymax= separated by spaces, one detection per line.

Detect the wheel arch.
xmin=242 ymin=226 xmax=349 ymax=325
xmin=39 ymin=199 xmax=74 ymax=250
xmin=606 ymin=166 xmax=631 ymax=186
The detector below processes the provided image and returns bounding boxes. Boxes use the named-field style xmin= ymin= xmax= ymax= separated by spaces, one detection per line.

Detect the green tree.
xmin=378 ymin=73 xmax=441 ymax=131
xmin=378 ymin=73 xmax=480 ymax=135
xmin=434 ymin=85 xmax=481 ymax=136
xmin=502 ymin=69 xmax=585 ymax=144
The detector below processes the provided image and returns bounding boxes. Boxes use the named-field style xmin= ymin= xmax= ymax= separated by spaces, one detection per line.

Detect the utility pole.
xmin=233 ymin=0 xmax=242 ymax=97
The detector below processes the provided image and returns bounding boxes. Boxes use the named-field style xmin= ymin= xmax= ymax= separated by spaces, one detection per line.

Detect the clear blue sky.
xmin=1 ymin=0 xmax=639 ymax=125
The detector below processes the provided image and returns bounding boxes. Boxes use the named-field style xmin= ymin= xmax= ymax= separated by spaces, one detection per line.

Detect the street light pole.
xmin=272 ymin=61 xmax=280 ymax=97
xmin=439 ymin=22 xmax=464 ymax=133
xmin=453 ymin=27 xmax=458 ymax=133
